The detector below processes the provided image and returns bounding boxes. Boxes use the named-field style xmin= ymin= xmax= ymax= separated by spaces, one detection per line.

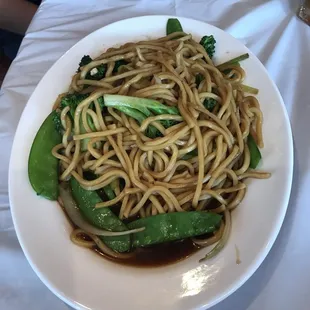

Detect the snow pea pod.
xmin=28 ymin=111 xmax=61 ymax=200
xmin=128 ymin=211 xmax=221 ymax=248
xmin=247 ymin=134 xmax=262 ymax=169
xmin=70 ymin=178 xmax=130 ymax=253
xmin=166 ymin=18 xmax=183 ymax=35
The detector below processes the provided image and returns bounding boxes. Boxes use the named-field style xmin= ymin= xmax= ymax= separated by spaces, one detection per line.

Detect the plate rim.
xmin=8 ymin=15 xmax=294 ymax=310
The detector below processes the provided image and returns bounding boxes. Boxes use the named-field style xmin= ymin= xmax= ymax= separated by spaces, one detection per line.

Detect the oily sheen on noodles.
xmin=51 ymin=32 xmax=270 ymax=259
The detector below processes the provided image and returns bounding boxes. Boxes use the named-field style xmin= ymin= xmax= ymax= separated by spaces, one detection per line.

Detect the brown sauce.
xmin=94 ymin=238 xmax=201 ymax=267
xmin=58 ymin=201 xmax=201 ymax=267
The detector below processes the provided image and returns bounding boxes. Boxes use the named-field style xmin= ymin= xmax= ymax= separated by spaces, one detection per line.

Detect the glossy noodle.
xmin=48 ymin=30 xmax=270 ymax=261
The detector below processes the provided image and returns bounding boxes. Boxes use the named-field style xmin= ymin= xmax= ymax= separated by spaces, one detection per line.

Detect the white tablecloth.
xmin=1 ymin=0 xmax=309 ymax=309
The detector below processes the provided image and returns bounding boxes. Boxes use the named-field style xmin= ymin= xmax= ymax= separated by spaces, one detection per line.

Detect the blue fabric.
xmin=0 ymin=29 xmax=23 ymax=60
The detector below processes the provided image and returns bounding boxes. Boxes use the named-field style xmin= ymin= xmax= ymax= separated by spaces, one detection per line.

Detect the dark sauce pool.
xmin=59 ymin=202 xmax=201 ymax=267
xmin=94 ymin=238 xmax=201 ymax=267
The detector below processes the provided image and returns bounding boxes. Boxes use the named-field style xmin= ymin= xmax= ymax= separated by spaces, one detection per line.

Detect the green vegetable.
xmin=100 ymin=94 xmax=179 ymax=118
xmin=199 ymin=35 xmax=216 ymax=59
xmin=59 ymin=182 xmax=142 ymax=237
xmin=221 ymin=63 xmax=240 ymax=77
xmin=70 ymin=178 xmax=130 ymax=252
xmin=113 ymin=59 xmax=128 ymax=73
xmin=247 ymin=134 xmax=262 ymax=169
xmin=60 ymin=93 xmax=97 ymax=150
xmin=161 ymin=119 xmax=178 ymax=129
xmin=113 ymin=105 xmax=147 ymax=124
xmin=217 ymin=53 xmax=249 ymax=70
xmin=96 ymin=96 xmax=105 ymax=110
xmin=78 ymin=55 xmax=106 ymax=80
xmin=28 ymin=111 xmax=62 ymax=200
xmin=88 ymin=65 xmax=106 ymax=80
xmin=60 ymin=93 xmax=90 ymax=119
xmin=193 ymin=78 xmax=217 ymax=111
xmin=83 ymin=171 xmax=115 ymax=201
xmin=114 ymin=105 xmax=159 ymax=138
xmin=104 ymin=94 xmax=179 ymax=116
xmin=102 ymin=95 xmax=180 ymax=138
xmin=99 ymin=103 xmax=158 ymax=138
xmin=195 ymin=74 xmax=204 ymax=86
xmin=78 ymin=55 xmax=92 ymax=68
xmin=195 ymin=75 xmax=218 ymax=113
xmin=217 ymin=55 xmax=258 ymax=94
xmin=128 ymin=211 xmax=221 ymax=248
xmin=78 ymin=56 xmax=127 ymax=79
xmin=145 ymin=119 xmax=178 ymax=138
xmin=145 ymin=126 xmax=161 ymax=139
xmin=166 ymin=18 xmax=183 ymax=35
xmin=105 ymin=95 xmax=150 ymax=116
xmin=182 ymin=149 xmax=198 ymax=160
xmin=240 ymin=84 xmax=259 ymax=95
xmin=103 ymin=185 xmax=116 ymax=201
xmin=52 ymin=110 xmax=62 ymax=134
xmin=203 ymin=97 xmax=217 ymax=111
xmin=60 ymin=94 xmax=181 ymax=143
xmin=222 ymin=68 xmax=233 ymax=77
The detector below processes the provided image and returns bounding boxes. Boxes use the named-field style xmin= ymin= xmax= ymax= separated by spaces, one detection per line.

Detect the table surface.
xmin=1 ymin=0 xmax=309 ymax=309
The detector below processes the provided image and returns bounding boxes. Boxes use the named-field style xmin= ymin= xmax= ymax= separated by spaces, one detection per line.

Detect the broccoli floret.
xmin=77 ymin=55 xmax=106 ymax=80
xmin=52 ymin=110 xmax=62 ymax=134
xmin=146 ymin=126 xmax=162 ymax=139
xmin=195 ymin=74 xmax=204 ymax=86
xmin=60 ymin=93 xmax=90 ymax=118
xmin=160 ymin=119 xmax=178 ymax=128
xmin=194 ymin=74 xmax=217 ymax=111
xmin=87 ymin=64 xmax=106 ymax=80
xmin=199 ymin=35 xmax=216 ymax=59
xmin=203 ymin=98 xmax=217 ymax=112
xmin=113 ymin=59 xmax=128 ymax=73
xmin=182 ymin=149 xmax=198 ymax=160
xmin=145 ymin=119 xmax=179 ymax=139
xmin=95 ymin=96 xmax=107 ymax=115
xmin=96 ymin=96 xmax=105 ymax=109
xmin=78 ymin=55 xmax=92 ymax=70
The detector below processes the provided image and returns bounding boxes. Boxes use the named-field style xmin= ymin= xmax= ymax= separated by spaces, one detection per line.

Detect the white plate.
xmin=9 ymin=16 xmax=293 ymax=310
